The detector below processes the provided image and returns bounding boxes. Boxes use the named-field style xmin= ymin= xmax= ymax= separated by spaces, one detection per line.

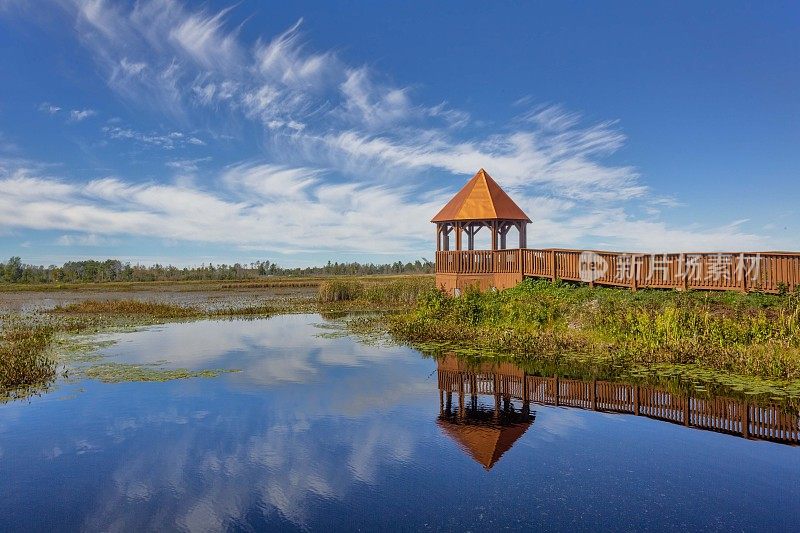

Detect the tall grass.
xmin=318 ymin=280 xmax=365 ymax=302
xmin=391 ymin=279 xmax=800 ymax=379
xmin=318 ymin=277 xmax=434 ymax=305
xmin=0 ymin=320 xmax=57 ymax=400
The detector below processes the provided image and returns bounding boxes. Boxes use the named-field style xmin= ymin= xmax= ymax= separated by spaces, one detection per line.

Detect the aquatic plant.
xmin=318 ymin=280 xmax=365 ymax=302
xmin=390 ymin=279 xmax=800 ymax=380
xmin=52 ymin=299 xmax=202 ymax=318
xmin=0 ymin=319 xmax=57 ymax=401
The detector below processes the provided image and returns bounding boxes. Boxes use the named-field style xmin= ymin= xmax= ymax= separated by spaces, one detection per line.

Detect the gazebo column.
xmin=441 ymin=223 xmax=451 ymax=251
xmin=467 ymin=223 xmax=475 ymax=251
xmin=491 ymin=221 xmax=498 ymax=250
xmin=519 ymin=221 xmax=527 ymax=249
xmin=455 ymin=222 xmax=462 ymax=250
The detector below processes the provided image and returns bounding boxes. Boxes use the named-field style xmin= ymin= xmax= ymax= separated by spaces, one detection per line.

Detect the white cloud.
xmin=339 ymin=67 xmax=413 ymax=129
xmin=168 ymin=5 xmax=241 ymax=71
xmin=57 ymin=234 xmax=118 ymax=247
xmin=69 ymin=108 xmax=97 ymax=122
xmin=38 ymin=102 xmax=61 ymax=114
xmin=102 ymin=125 xmax=204 ymax=150
xmin=166 ymin=157 xmax=211 ymax=173
xmin=0 ymin=160 xmax=444 ymax=254
xmin=119 ymin=57 xmax=147 ymax=76
xmin=6 ymin=1 xmax=787 ymax=256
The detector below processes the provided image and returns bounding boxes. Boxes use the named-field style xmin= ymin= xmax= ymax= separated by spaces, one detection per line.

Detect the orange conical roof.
xmin=437 ymin=419 xmax=532 ymax=470
xmin=431 ymin=169 xmax=531 ymax=223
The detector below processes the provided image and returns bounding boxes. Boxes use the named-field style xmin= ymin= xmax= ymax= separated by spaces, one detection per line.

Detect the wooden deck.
xmin=435 ymin=248 xmax=800 ymax=293
xmin=437 ymin=363 xmax=800 ymax=445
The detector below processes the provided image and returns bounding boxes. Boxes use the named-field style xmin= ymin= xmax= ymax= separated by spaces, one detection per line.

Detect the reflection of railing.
xmin=435 ymin=249 xmax=800 ymax=293
xmin=437 ymin=365 xmax=800 ymax=445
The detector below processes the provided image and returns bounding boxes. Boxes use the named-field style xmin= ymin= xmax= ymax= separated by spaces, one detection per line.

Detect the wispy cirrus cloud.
xmin=1 ymin=0 xmax=779 ymax=259
xmin=101 ymin=125 xmax=204 ymax=150
xmin=0 ymin=159 xmax=446 ymax=254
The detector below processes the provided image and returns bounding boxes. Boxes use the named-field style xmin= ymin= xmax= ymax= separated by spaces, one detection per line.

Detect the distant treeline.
xmin=0 ymin=256 xmax=434 ymax=284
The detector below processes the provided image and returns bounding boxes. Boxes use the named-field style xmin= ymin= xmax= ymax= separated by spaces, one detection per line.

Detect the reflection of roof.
xmin=437 ymin=417 xmax=531 ymax=470
xmin=431 ymin=169 xmax=531 ymax=223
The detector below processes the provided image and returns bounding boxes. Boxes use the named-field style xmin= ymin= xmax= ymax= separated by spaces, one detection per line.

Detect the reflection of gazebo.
xmin=437 ymin=411 xmax=532 ymax=470
xmin=432 ymin=169 xmax=531 ymax=293
xmin=437 ymin=355 xmax=534 ymax=470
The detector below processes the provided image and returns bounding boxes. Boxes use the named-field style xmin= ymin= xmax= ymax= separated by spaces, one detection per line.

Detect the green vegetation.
xmin=77 ymin=363 xmax=239 ymax=383
xmin=318 ymin=277 xmax=434 ymax=305
xmin=0 ymin=319 xmax=57 ymax=401
xmin=390 ymin=279 xmax=800 ymax=380
xmin=0 ymin=276 xmax=432 ymax=399
xmin=53 ymin=299 xmax=204 ymax=318
xmin=3 ymin=274 xmax=799 ymax=404
xmin=0 ymin=256 xmax=433 ymax=284
xmin=318 ymin=279 xmax=364 ymax=302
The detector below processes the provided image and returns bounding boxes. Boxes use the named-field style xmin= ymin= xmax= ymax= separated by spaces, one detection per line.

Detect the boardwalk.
xmin=436 ymin=356 xmax=800 ymax=447
xmin=435 ymin=248 xmax=800 ymax=293
xmin=432 ymin=169 xmax=800 ymax=293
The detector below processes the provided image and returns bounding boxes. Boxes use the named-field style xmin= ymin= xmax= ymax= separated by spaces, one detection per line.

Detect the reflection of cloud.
xmin=94 ymin=315 xmax=414 ymax=387
xmin=72 ymin=401 xmax=422 ymax=530
xmin=47 ymin=314 xmax=431 ymax=529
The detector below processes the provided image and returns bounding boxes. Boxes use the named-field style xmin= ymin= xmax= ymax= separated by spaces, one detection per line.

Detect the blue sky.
xmin=0 ymin=1 xmax=798 ymax=267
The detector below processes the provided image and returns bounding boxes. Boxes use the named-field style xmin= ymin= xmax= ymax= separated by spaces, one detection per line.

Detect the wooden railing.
xmin=435 ymin=248 xmax=800 ymax=293
xmin=437 ymin=368 xmax=800 ymax=445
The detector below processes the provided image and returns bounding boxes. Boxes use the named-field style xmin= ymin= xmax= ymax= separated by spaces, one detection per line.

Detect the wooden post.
xmin=523 ymin=374 xmax=529 ymax=404
xmin=684 ymin=394 xmax=691 ymax=427
xmin=491 ymin=221 xmax=498 ymax=251
xmin=550 ymin=250 xmax=556 ymax=281
xmin=681 ymin=253 xmax=688 ymax=291
xmin=741 ymin=402 xmax=750 ymax=439
xmin=739 ymin=253 xmax=747 ymax=293
xmin=519 ymin=222 xmax=527 ymax=249
xmin=454 ymin=222 xmax=462 ymax=250
xmin=458 ymin=376 xmax=465 ymax=419
xmin=554 ymin=375 xmax=559 ymax=406
xmin=633 ymin=385 xmax=640 ymax=415
xmin=591 ymin=379 xmax=597 ymax=410
xmin=631 ymin=254 xmax=638 ymax=292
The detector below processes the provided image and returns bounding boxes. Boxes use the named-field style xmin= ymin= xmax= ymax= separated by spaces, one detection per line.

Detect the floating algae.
xmin=78 ymin=362 xmax=240 ymax=383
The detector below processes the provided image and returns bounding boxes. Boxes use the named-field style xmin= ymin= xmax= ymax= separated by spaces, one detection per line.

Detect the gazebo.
xmin=432 ymin=169 xmax=531 ymax=293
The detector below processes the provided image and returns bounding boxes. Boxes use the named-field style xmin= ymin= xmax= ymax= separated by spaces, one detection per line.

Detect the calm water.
xmin=1 ymin=314 xmax=798 ymax=531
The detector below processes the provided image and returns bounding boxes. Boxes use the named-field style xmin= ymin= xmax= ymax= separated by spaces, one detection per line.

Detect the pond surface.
xmin=1 ymin=314 xmax=798 ymax=531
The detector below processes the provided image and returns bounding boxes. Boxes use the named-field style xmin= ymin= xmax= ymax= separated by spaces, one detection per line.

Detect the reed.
xmin=390 ymin=279 xmax=800 ymax=379
xmin=318 ymin=279 xmax=365 ymax=302
xmin=0 ymin=320 xmax=57 ymax=400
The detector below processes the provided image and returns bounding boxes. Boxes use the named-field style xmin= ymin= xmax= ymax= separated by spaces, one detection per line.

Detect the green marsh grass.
xmin=0 ymin=319 xmax=57 ymax=401
xmin=390 ymin=279 xmax=800 ymax=381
